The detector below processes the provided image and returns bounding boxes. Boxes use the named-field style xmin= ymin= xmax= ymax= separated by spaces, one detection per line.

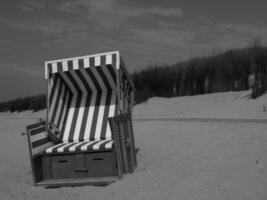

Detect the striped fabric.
xmin=45 ymin=51 xmax=118 ymax=146
xmin=45 ymin=51 xmax=119 ymax=78
xmin=27 ymin=122 xmax=54 ymax=156
xmin=48 ymin=74 xmax=72 ymax=133
xmin=45 ymin=139 xmax=113 ymax=154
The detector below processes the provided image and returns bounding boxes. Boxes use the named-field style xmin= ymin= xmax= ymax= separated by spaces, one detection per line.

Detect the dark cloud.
xmin=20 ymin=0 xmax=46 ymax=12
xmin=0 ymin=0 xmax=267 ymax=101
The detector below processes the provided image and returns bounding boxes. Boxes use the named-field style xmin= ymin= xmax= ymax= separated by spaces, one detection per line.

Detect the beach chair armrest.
xmin=26 ymin=121 xmax=55 ymax=157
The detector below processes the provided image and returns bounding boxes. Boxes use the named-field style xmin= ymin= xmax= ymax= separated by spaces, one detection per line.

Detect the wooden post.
xmin=109 ymin=117 xmax=123 ymax=179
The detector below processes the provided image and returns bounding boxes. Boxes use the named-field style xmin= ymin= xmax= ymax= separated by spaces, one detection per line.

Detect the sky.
xmin=1 ymin=0 xmax=267 ymax=101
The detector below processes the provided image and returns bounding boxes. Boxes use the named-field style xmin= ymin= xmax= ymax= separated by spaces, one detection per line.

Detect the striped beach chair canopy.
xmin=44 ymin=51 xmax=134 ymax=153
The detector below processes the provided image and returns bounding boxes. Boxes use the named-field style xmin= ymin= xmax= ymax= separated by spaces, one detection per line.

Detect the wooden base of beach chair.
xmin=31 ymin=151 xmax=120 ymax=187
xmin=43 ymin=151 xmax=118 ymax=180
xmin=37 ymin=176 xmax=119 ymax=188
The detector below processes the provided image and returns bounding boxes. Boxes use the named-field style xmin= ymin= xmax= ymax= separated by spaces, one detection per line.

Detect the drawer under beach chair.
xmin=42 ymin=151 xmax=117 ymax=180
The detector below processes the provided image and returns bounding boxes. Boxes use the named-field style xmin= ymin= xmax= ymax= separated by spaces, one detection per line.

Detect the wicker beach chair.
xmin=26 ymin=51 xmax=137 ymax=187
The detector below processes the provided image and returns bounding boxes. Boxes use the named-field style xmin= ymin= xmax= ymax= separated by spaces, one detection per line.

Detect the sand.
xmin=133 ymin=90 xmax=267 ymax=119
xmin=0 ymin=90 xmax=266 ymax=200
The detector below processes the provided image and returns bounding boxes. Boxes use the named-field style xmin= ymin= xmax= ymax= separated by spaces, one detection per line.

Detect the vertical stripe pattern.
xmin=48 ymin=73 xmax=72 ymax=137
xmin=46 ymin=53 xmax=118 ymax=143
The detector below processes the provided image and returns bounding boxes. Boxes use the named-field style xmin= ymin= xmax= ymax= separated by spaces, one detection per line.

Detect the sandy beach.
xmin=0 ymin=90 xmax=266 ymax=200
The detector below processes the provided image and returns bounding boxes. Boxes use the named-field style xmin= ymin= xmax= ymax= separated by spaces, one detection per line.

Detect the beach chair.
xmin=26 ymin=51 xmax=137 ymax=187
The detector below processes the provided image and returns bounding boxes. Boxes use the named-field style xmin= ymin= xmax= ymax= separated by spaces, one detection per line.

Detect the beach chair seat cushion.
xmin=45 ymin=139 xmax=113 ymax=154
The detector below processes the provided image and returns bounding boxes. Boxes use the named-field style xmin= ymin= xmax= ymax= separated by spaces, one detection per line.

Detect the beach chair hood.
xmin=45 ymin=51 xmax=121 ymax=143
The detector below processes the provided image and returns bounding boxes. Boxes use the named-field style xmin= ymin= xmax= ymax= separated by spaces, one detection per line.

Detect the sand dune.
xmin=0 ymin=90 xmax=266 ymax=200
xmin=134 ymin=90 xmax=267 ymax=119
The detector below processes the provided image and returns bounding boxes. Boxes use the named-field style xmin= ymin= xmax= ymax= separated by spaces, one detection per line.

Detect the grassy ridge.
xmin=133 ymin=45 xmax=267 ymax=103
xmin=0 ymin=94 xmax=45 ymax=113
xmin=1 ymin=45 xmax=267 ymax=112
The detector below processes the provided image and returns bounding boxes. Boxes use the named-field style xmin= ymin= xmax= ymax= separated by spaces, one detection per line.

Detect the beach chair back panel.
xmin=46 ymin=52 xmax=118 ymax=142
xmin=48 ymin=73 xmax=73 ymax=133
xmin=26 ymin=122 xmax=54 ymax=156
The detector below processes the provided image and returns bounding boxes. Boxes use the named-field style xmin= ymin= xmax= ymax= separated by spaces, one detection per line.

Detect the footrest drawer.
xmin=87 ymin=152 xmax=117 ymax=177
xmin=51 ymin=155 xmax=75 ymax=179
xmin=42 ymin=151 xmax=118 ymax=180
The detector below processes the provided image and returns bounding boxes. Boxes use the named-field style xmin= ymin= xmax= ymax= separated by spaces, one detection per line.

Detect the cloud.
xmin=57 ymin=0 xmax=183 ymax=28
xmin=189 ymin=20 xmax=267 ymax=51
xmin=0 ymin=33 xmax=12 ymax=46
xmin=1 ymin=0 xmax=267 ymax=70
xmin=119 ymin=12 xmax=267 ymax=66
xmin=0 ymin=63 xmax=42 ymax=78
xmin=59 ymin=0 xmax=113 ymax=13
xmin=218 ymin=23 xmax=267 ymax=39
xmin=0 ymin=17 xmax=87 ymax=36
xmin=128 ymin=28 xmax=193 ymax=47
xmin=149 ymin=6 xmax=183 ymax=17
xmin=59 ymin=0 xmax=183 ymax=17
xmin=20 ymin=0 xmax=46 ymax=12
